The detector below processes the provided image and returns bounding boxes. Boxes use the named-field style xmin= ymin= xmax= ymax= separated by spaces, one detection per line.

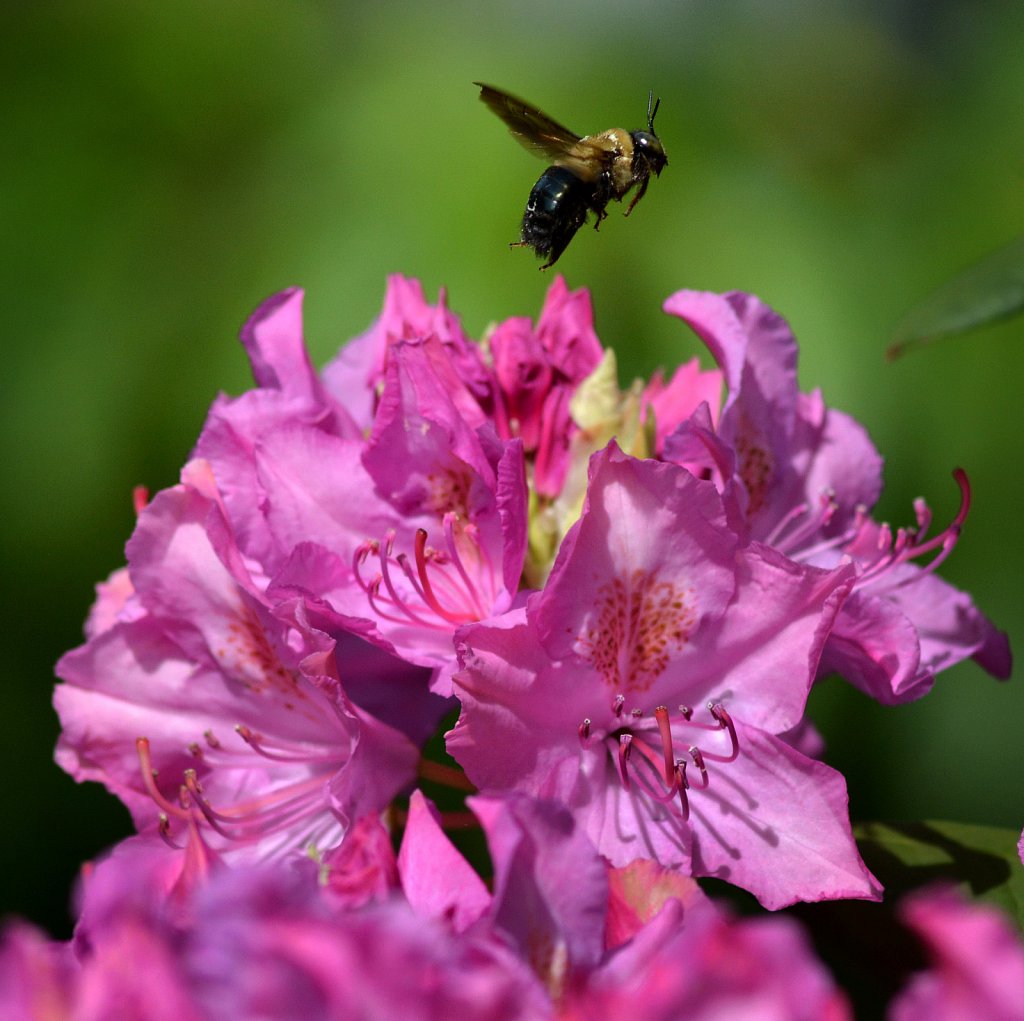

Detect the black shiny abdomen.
xmin=520 ymin=165 xmax=592 ymax=269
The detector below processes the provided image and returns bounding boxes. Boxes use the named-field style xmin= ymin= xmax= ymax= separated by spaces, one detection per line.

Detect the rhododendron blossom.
xmin=55 ymin=462 xmax=419 ymax=865
xmin=449 ymin=444 xmax=880 ymax=909
xmin=661 ymin=290 xmax=1011 ymax=703
xmin=32 ymin=273 xmax=1013 ymax=1019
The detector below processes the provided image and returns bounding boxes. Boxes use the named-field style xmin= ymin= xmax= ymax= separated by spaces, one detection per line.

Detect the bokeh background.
xmin=4 ymin=0 xmax=1023 ymax=938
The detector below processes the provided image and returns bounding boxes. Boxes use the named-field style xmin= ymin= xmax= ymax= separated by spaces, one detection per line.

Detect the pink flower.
xmin=564 ymin=897 xmax=851 ymax=1021
xmin=449 ymin=443 xmax=879 ymax=909
xmin=185 ymin=867 xmax=550 ymax=1021
xmin=662 ymin=289 xmax=1011 ymax=703
xmin=7 ymin=859 xmax=552 ymax=1021
xmin=890 ymin=886 xmax=1024 ymax=1021
xmin=195 ymin=284 xmax=529 ymax=695
xmin=0 ymin=924 xmax=77 ymax=1021
xmin=486 ymin=277 xmax=604 ymax=497
xmin=55 ymin=462 xmax=418 ymax=865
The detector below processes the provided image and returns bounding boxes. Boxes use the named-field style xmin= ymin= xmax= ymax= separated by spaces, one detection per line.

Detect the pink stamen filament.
xmin=617 ymin=734 xmax=633 ymax=789
xmin=235 ymin=725 xmax=343 ymax=765
xmin=354 ymin=520 xmax=491 ymax=630
xmin=797 ymin=505 xmax=870 ymax=562
xmin=603 ymin=702 xmax=741 ymax=818
xmin=765 ymin=490 xmax=837 ymax=554
xmin=136 ymin=737 xmax=191 ymax=821
xmin=443 ymin=515 xmax=491 ymax=617
xmin=183 ymin=772 xmax=328 ymax=843
xmin=700 ymin=705 xmax=740 ymax=763
xmin=139 ymin=725 xmax=345 ymax=848
xmin=412 ymin=529 xmax=479 ymax=625
xmin=856 ymin=469 xmax=971 ymax=588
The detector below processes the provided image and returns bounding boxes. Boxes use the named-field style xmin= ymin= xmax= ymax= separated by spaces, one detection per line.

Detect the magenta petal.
xmin=704 ymin=543 xmax=855 ymax=732
xmin=892 ymin=886 xmax=1024 ymax=1021
xmin=469 ymin=793 xmax=609 ymax=972
xmin=0 ymin=922 xmax=78 ymax=1021
xmin=397 ymin=791 xmax=491 ymax=931
xmin=535 ymin=276 xmax=604 ymax=382
xmin=240 ymin=288 xmax=317 ymax=396
xmin=818 ymin=589 xmax=931 ymax=704
xmin=585 ymin=903 xmax=851 ymax=1021
xmin=689 ymin=723 xmax=880 ymax=909
xmin=496 ymin=439 xmax=528 ymax=595
xmin=663 ymin=289 xmax=798 ymax=423
xmin=535 ymin=443 xmax=737 ymax=675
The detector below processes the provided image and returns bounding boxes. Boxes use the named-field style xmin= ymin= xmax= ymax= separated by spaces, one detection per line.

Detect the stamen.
xmin=702 ymin=704 xmax=740 ymax=763
xmin=596 ymin=701 xmax=741 ymax=820
xmin=158 ymin=814 xmax=182 ymax=849
xmin=653 ymin=706 xmax=676 ymax=784
xmin=612 ymin=694 xmax=625 ymax=717
xmin=687 ymin=747 xmax=709 ymax=788
xmin=856 ymin=469 xmax=971 ymax=588
xmin=355 ymin=522 xmax=491 ymax=631
xmin=617 ymin=734 xmax=633 ymax=789
xmin=235 ymin=725 xmax=342 ymax=765
xmin=674 ymin=761 xmax=690 ymax=820
xmin=442 ymin=514 xmax=488 ymax=619
xmin=578 ymin=719 xmax=591 ymax=745
xmin=136 ymin=737 xmax=190 ymax=821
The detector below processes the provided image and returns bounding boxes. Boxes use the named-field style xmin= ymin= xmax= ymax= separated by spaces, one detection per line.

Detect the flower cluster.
xmin=6 ymin=277 xmax=1018 ymax=1017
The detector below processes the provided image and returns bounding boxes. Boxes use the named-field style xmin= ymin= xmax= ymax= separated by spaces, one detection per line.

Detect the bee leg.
xmin=624 ymin=176 xmax=650 ymax=217
xmin=509 ymin=240 xmax=530 ymax=249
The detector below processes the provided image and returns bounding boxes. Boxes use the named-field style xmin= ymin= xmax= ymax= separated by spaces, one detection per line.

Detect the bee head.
xmin=631 ymin=130 xmax=667 ymax=176
xmin=631 ymin=92 xmax=667 ymax=176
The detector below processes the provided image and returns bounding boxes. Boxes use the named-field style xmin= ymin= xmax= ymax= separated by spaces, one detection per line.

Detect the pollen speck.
xmin=734 ymin=412 xmax=773 ymax=517
xmin=424 ymin=464 xmax=473 ymax=518
xmin=576 ymin=569 xmax=697 ymax=692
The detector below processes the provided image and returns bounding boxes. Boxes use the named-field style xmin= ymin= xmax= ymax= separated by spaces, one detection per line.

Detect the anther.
xmin=578 ymin=719 xmax=591 ymax=745
xmin=612 ymin=694 xmax=625 ymax=717
xmin=687 ymin=747 xmax=709 ymax=789
xmin=704 ymin=703 xmax=740 ymax=763
xmin=157 ymin=814 xmax=182 ymax=849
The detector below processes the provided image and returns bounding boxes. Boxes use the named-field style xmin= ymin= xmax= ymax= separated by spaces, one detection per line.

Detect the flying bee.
xmin=475 ymin=82 xmax=667 ymax=269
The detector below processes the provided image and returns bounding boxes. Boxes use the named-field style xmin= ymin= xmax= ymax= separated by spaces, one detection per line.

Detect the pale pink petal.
xmin=397 ymin=791 xmax=490 ymax=932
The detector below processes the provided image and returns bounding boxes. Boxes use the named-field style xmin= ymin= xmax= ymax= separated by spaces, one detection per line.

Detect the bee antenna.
xmin=647 ymin=91 xmax=661 ymax=131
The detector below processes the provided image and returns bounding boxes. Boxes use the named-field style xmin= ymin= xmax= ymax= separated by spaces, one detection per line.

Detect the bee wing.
xmin=475 ymin=83 xmax=582 ymax=162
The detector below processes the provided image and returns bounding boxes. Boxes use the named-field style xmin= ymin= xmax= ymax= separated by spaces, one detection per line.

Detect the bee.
xmin=475 ymin=82 xmax=668 ymax=269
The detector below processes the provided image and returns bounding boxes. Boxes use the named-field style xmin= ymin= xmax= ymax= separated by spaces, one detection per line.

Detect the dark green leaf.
xmin=888 ymin=236 xmax=1024 ymax=359
xmin=855 ymin=820 xmax=1024 ymax=929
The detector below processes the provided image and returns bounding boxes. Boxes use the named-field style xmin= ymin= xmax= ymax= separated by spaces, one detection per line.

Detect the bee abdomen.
xmin=521 ymin=166 xmax=590 ymax=269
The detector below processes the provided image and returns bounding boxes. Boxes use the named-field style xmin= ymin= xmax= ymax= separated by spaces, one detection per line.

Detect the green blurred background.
xmin=3 ymin=0 xmax=1022 ymax=937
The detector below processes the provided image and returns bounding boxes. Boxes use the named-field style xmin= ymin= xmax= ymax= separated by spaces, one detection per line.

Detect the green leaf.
xmin=887 ymin=235 xmax=1024 ymax=359
xmin=855 ymin=820 xmax=1024 ymax=929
